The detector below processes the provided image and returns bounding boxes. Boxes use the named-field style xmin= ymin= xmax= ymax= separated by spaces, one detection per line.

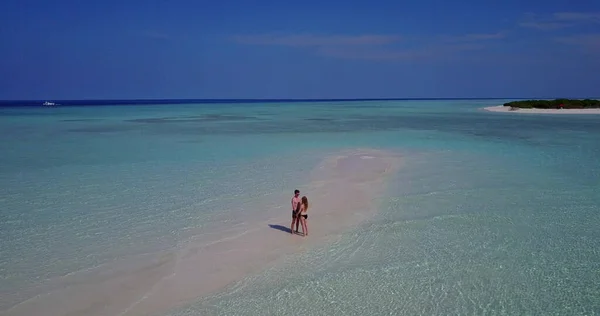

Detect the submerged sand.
xmin=2 ymin=148 xmax=401 ymax=316
xmin=484 ymin=105 xmax=600 ymax=114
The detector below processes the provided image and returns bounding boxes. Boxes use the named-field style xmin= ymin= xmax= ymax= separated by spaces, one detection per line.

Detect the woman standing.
xmin=298 ymin=196 xmax=309 ymax=236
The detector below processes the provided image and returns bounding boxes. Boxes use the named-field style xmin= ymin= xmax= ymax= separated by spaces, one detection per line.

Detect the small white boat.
xmin=43 ymin=101 xmax=56 ymax=106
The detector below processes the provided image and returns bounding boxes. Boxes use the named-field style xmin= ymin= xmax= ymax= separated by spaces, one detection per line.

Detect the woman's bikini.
xmin=299 ymin=203 xmax=308 ymax=219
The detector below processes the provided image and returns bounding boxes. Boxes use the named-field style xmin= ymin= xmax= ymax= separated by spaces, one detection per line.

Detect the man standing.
xmin=290 ymin=189 xmax=301 ymax=234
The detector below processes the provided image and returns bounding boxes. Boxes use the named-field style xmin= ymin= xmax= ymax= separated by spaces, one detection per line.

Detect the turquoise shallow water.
xmin=1 ymin=100 xmax=600 ymax=315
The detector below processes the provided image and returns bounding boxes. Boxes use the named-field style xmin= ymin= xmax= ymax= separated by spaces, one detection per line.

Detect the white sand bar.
xmin=484 ymin=105 xmax=600 ymax=114
xmin=2 ymin=148 xmax=402 ymax=316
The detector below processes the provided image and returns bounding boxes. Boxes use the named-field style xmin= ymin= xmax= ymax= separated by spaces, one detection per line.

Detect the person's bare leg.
xmin=303 ymin=217 xmax=308 ymax=236
xmin=302 ymin=217 xmax=308 ymax=236
xmin=298 ymin=217 xmax=306 ymax=236
xmin=295 ymin=218 xmax=300 ymax=233
xmin=290 ymin=217 xmax=296 ymax=234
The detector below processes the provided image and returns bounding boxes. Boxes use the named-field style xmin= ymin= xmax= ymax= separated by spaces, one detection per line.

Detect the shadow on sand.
xmin=269 ymin=224 xmax=300 ymax=235
xmin=268 ymin=224 xmax=292 ymax=233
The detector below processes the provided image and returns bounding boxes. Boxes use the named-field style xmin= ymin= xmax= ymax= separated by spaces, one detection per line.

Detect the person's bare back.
xmin=298 ymin=196 xmax=309 ymax=236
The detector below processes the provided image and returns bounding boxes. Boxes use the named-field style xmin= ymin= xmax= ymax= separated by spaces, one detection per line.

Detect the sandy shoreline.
xmin=483 ymin=105 xmax=600 ymax=114
xmin=2 ymin=148 xmax=402 ymax=316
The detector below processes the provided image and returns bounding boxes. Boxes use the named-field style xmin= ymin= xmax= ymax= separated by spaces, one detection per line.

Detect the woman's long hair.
xmin=301 ymin=196 xmax=309 ymax=211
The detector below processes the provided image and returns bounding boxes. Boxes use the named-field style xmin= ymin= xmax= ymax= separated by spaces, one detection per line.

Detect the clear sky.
xmin=1 ymin=0 xmax=599 ymax=99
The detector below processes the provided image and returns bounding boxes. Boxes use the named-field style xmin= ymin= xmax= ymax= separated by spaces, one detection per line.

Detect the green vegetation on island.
xmin=504 ymin=99 xmax=600 ymax=109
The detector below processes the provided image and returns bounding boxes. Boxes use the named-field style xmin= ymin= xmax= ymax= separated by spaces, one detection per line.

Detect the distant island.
xmin=503 ymin=99 xmax=600 ymax=109
xmin=484 ymin=99 xmax=600 ymax=115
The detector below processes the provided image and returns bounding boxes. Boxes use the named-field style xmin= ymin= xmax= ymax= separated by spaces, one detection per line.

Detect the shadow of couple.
xmin=269 ymin=224 xmax=304 ymax=235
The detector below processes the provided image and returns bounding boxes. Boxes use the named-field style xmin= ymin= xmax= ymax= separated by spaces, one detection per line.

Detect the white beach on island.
xmin=484 ymin=105 xmax=600 ymax=114
xmin=2 ymin=148 xmax=402 ymax=316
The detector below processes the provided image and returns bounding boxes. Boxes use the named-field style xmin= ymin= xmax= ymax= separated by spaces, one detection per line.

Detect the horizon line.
xmin=2 ymin=96 xmax=599 ymax=102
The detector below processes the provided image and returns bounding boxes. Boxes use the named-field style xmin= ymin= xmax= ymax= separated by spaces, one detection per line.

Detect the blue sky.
xmin=1 ymin=0 xmax=599 ymax=99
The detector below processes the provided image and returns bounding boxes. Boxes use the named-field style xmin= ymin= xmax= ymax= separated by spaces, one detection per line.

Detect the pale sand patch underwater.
xmin=484 ymin=105 xmax=600 ymax=114
xmin=2 ymin=148 xmax=401 ymax=316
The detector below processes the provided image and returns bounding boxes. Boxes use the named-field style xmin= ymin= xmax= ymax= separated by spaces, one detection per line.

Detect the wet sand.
xmin=2 ymin=148 xmax=401 ymax=316
xmin=484 ymin=105 xmax=600 ymax=114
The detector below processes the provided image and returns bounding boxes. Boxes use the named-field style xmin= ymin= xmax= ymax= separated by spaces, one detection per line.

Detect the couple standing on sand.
xmin=290 ymin=189 xmax=309 ymax=236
